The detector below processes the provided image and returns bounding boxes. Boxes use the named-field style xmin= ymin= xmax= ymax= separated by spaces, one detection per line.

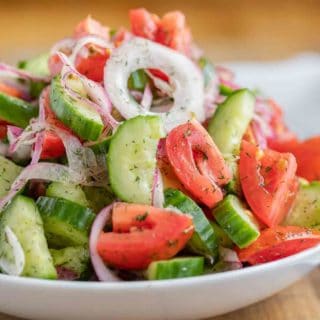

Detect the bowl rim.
xmin=0 ymin=244 xmax=319 ymax=290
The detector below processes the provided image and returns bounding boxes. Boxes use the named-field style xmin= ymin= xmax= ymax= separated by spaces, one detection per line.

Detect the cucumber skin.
xmin=107 ymin=115 xmax=165 ymax=205
xmin=36 ymin=196 xmax=95 ymax=248
xmin=50 ymin=76 xmax=104 ymax=141
xmin=210 ymin=222 xmax=234 ymax=249
xmin=212 ymin=195 xmax=260 ymax=249
xmin=164 ymin=188 xmax=219 ymax=259
xmin=0 ymin=195 xmax=57 ymax=279
xmin=0 ymin=156 xmax=22 ymax=198
xmin=147 ymin=257 xmax=204 ymax=280
xmin=283 ymin=181 xmax=320 ymax=230
xmin=89 ymin=137 xmax=111 ymax=155
xmin=128 ymin=69 xmax=148 ymax=91
xmin=46 ymin=182 xmax=89 ymax=208
xmin=0 ymin=93 xmax=38 ymax=128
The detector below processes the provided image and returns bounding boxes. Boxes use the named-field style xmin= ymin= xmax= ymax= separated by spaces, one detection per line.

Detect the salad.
xmin=0 ymin=8 xmax=319 ymax=282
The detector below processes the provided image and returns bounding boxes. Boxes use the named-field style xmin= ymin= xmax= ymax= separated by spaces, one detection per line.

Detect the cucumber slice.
xmin=50 ymin=75 xmax=104 ymax=141
xmin=146 ymin=257 xmax=204 ymax=280
xmin=210 ymin=222 xmax=234 ymax=249
xmin=46 ymin=182 xmax=89 ymax=208
xmin=198 ymin=57 xmax=215 ymax=88
xmin=108 ymin=115 xmax=165 ymax=204
xmin=128 ymin=69 xmax=148 ymax=91
xmin=212 ymin=195 xmax=260 ymax=249
xmin=283 ymin=182 xmax=320 ymax=230
xmin=36 ymin=196 xmax=95 ymax=248
xmin=88 ymin=137 xmax=111 ymax=154
xmin=83 ymin=186 xmax=115 ymax=213
xmin=208 ymin=89 xmax=255 ymax=194
xmin=164 ymin=188 xmax=219 ymax=259
xmin=0 ymin=196 xmax=57 ymax=279
xmin=0 ymin=92 xmax=38 ymax=128
xmin=50 ymin=246 xmax=90 ymax=279
xmin=18 ymin=53 xmax=50 ymax=77
xmin=219 ymin=84 xmax=234 ymax=96
xmin=0 ymin=156 xmax=22 ymax=198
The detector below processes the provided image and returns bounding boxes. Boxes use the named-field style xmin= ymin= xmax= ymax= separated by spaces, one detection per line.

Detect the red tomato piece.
xmin=129 ymin=8 xmax=159 ymax=40
xmin=239 ymin=141 xmax=298 ymax=227
xmin=290 ymin=136 xmax=320 ymax=181
xmin=73 ymin=15 xmax=109 ymax=40
xmin=166 ymin=120 xmax=232 ymax=208
xmin=40 ymin=131 xmax=65 ymax=159
xmin=0 ymin=124 xmax=7 ymax=140
xmin=48 ymin=53 xmax=63 ymax=77
xmin=76 ymin=49 xmax=110 ymax=82
xmin=237 ymin=226 xmax=320 ymax=265
xmin=149 ymin=68 xmax=169 ymax=82
xmin=97 ymin=203 xmax=194 ymax=270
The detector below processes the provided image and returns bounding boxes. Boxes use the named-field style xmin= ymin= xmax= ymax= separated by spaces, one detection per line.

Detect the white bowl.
xmin=0 ymin=245 xmax=319 ymax=320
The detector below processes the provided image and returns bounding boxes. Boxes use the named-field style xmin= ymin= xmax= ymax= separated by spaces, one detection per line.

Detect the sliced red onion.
xmin=152 ymin=168 xmax=164 ymax=208
xmin=0 ymin=63 xmax=50 ymax=83
xmin=104 ymin=37 xmax=205 ymax=132
xmin=145 ymin=70 xmax=173 ymax=97
xmin=130 ymin=90 xmax=143 ymax=101
xmin=89 ymin=204 xmax=121 ymax=282
xmin=56 ymin=266 xmax=79 ymax=281
xmin=7 ymin=125 xmax=33 ymax=161
xmin=69 ymin=35 xmax=113 ymax=65
xmin=0 ymin=142 xmax=8 ymax=157
xmin=50 ymin=37 xmax=76 ymax=56
xmin=0 ymin=226 xmax=25 ymax=276
xmin=215 ymin=65 xmax=235 ymax=82
xmin=218 ymin=247 xmax=242 ymax=271
xmin=140 ymin=84 xmax=153 ymax=110
xmin=0 ymin=163 xmax=81 ymax=211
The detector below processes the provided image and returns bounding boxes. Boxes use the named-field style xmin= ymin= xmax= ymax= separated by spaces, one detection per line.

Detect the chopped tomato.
xmin=97 ymin=203 xmax=194 ymax=270
xmin=0 ymin=82 xmax=24 ymax=99
xmin=48 ymin=53 xmax=63 ymax=77
xmin=149 ymin=68 xmax=169 ymax=82
xmin=166 ymin=120 xmax=232 ymax=208
xmin=237 ymin=226 xmax=320 ymax=265
xmin=0 ymin=122 xmax=7 ymax=140
xmin=76 ymin=48 xmax=110 ymax=82
xmin=239 ymin=141 xmax=298 ymax=227
xmin=73 ymin=15 xmax=109 ymax=40
xmin=289 ymin=136 xmax=320 ymax=181
xmin=129 ymin=8 xmax=159 ymax=40
xmin=40 ymin=131 xmax=65 ymax=159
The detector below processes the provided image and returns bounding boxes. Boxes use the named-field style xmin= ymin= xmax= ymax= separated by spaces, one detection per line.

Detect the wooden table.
xmin=0 ymin=270 xmax=319 ymax=320
xmin=0 ymin=1 xmax=319 ymax=319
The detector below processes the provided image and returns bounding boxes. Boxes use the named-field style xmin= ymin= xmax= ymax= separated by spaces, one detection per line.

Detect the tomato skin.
xmin=166 ymin=120 xmax=231 ymax=208
xmin=40 ymin=131 xmax=65 ymax=159
xmin=97 ymin=203 xmax=194 ymax=270
xmin=239 ymin=141 xmax=298 ymax=227
xmin=237 ymin=226 xmax=320 ymax=265
xmin=0 ymin=123 xmax=7 ymax=140
xmin=73 ymin=15 xmax=109 ymax=40
xmin=76 ymin=49 xmax=109 ymax=82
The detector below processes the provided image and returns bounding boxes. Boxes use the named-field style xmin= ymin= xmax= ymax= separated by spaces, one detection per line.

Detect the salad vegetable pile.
xmin=0 ymin=8 xmax=320 ymax=282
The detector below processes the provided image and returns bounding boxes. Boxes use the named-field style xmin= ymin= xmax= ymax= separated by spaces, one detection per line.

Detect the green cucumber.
xmin=198 ymin=57 xmax=215 ymax=88
xmin=36 ymin=196 xmax=95 ymax=248
xmin=128 ymin=69 xmax=148 ymax=91
xmin=164 ymin=188 xmax=218 ymax=259
xmin=108 ymin=115 xmax=165 ymax=204
xmin=50 ymin=246 xmax=90 ymax=279
xmin=0 ymin=196 xmax=57 ymax=279
xmin=210 ymin=222 xmax=234 ymax=249
xmin=0 ymin=92 xmax=38 ymax=128
xmin=219 ymin=84 xmax=234 ymax=96
xmin=0 ymin=156 xmax=22 ymax=198
xmin=212 ymin=195 xmax=260 ymax=249
xmin=146 ymin=257 xmax=204 ymax=280
xmin=283 ymin=182 xmax=320 ymax=230
xmin=83 ymin=186 xmax=115 ymax=213
xmin=46 ymin=182 xmax=89 ymax=208
xmin=50 ymin=75 xmax=104 ymax=141
xmin=88 ymin=137 xmax=111 ymax=154
xmin=208 ymin=89 xmax=255 ymax=194
xmin=18 ymin=53 xmax=50 ymax=77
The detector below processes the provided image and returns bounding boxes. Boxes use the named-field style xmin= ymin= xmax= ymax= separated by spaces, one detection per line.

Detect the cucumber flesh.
xmin=208 ymin=89 xmax=255 ymax=194
xmin=46 ymin=182 xmax=89 ymax=208
xmin=147 ymin=257 xmax=204 ymax=280
xmin=108 ymin=115 xmax=165 ymax=204
xmin=0 ymin=156 xmax=22 ymax=198
xmin=88 ymin=137 xmax=111 ymax=155
xmin=283 ymin=182 xmax=320 ymax=230
xmin=36 ymin=196 xmax=95 ymax=248
xmin=50 ymin=246 xmax=90 ymax=279
xmin=212 ymin=195 xmax=260 ymax=249
xmin=83 ymin=186 xmax=115 ymax=213
xmin=0 ymin=92 xmax=38 ymax=128
xmin=164 ymin=188 xmax=219 ymax=259
xmin=0 ymin=195 xmax=57 ymax=279
xmin=210 ymin=222 xmax=234 ymax=249
xmin=128 ymin=69 xmax=148 ymax=91
xmin=50 ymin=75 xmax=104 ymax=141
xmin=18 ymin=53 xmax=50 ymax=77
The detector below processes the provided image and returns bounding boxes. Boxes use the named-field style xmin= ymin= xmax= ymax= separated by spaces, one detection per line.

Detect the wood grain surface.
xmin=0 ymin=1 xmax=319 ymax=319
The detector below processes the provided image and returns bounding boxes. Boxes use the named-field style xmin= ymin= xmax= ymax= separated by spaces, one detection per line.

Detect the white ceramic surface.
xmin=0 ymin=54 xmax=319 ymax=320
xmin=0 ymin=246 xmax=319 ymax=320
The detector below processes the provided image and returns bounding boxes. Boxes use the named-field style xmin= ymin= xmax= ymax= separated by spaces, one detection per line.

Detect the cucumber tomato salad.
xmin=0 ymin=8 xmax=320 ymax=281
